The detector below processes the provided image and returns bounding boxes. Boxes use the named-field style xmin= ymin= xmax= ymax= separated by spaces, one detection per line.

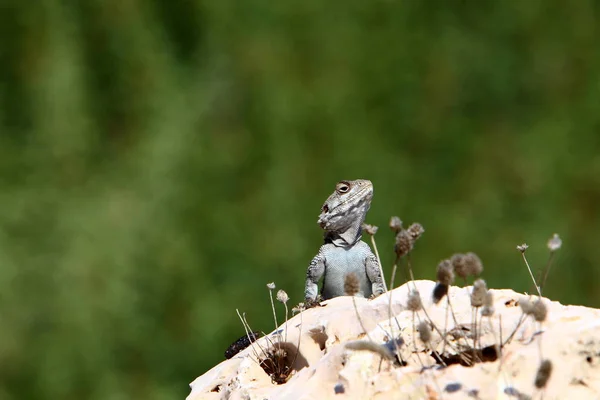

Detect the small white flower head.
xmin=292 ymin=303 xmax=305 ymax=314
xmin=267 ymin=282 xmax=276 ymax=290
xmin=517 ymin=243 xmax=529 ymax=253
xmin=362 ymin=223 xmax=379 ymax=235
xmin=470 ymin=279 xmax=488 ymax=308
xmin=407 ymin=290 xmax=423 ymax=311
xmin=547 ymin=234 xmax=562 ymax=252
xmin=481 ymin=291 xmax=495 ymax=317
xmin=276 ymin=290 xmax=289 ymax=304
xmin=389 ymin=216 xmax=403 ymax=233
xmin=407 ymin=223 xmax=425 ymax=241
xmin=532 ymin=299 xmax=548 ymax=322
xmin=417 ymin=321 xmax=432 ymax=344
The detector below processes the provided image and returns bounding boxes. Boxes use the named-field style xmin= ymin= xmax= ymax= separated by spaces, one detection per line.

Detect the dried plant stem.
xmin=370 ymin=235 xmax=387 ymax=292
xmin=471 ymin=306 xmax=478 ymax=361
xmin=414 ymin=310 xmax=447 ymax=367
xmin=441 ymin=289 xmax=460 ymax=354
xmin=269 ymin=290 xmax=279 ymax=330
xmin=386 ymin=263 xmax=404 ymax=364
xmin=539 ymin=252 xmax=556 ymax=296
xmin=406 ymin=253 xmax=416 ymax=283
xmin=236 ymin=309 xmax=268 ymax=361
xmin=503 ymin=312 xmax=526 ymax=346
xmin=521 ymin=252 xmax=542 ymax=297
xmin=283 ymin=302 xmax=289 ymax=343
xmin=412 ymin=311 xmax=425 ymax=367
xmin=418 ymin=301 xmax=453 ymax=352
xmin=351 ymin=296 xmax=373 ymax=342
xmin=389 ymin=258 xmax=399 ymax=291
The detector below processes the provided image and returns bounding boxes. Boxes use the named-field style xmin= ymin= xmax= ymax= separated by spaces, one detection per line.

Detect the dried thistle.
xmin=407 ymin=223 xmax=425 ymax=242
xmin=464 ymin=252 xmax=483 ymax=276
xmin=470 ymin=279 xmax=487 ymax=308
xmin=436 ymin=259 xmax=454 ymax=285
xmin=291 ymin=303 xmax=305 ymax=314
xmin=276 ymin=290 xmax=289 ymax=304
xmin=451 ymin=253 xmax=469 ymax=279
xmin=267 ymin=282 xmax=276 ymax=290
xmin=534 ymin=359 xmax=553 ymax=388
xmin=517 ymin=243 xmax=529 ymax=253
xmin=519 ymin=298 xmax=533 ymax=315
xmin=389 ymin=216 xmax=403 ymax=233
xmin=344 ymin=273 xmax=360 ymax=296
xmin=547 ymin=234 xmax=562 ymax=252
xmin=481 ymin=291 xmax=494 ymax=317
xmin=532 ymin=299 xmax=547 ymax=322
xmin=394 ymin=230 xmax=413 ymax=258
xmin=362 ymin=223 xmax=379 ymax=235
xmin=432 ymin=283 xmax=449 ymax=304
xmin=406 ymin=290 xmax=423 ymax=311
xmin=417 ymin=321 xmax=432 ymax=344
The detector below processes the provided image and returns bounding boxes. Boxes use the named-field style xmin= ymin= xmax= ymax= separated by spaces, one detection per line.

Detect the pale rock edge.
xmin=188 ymin=280 xmax=600 ymax=400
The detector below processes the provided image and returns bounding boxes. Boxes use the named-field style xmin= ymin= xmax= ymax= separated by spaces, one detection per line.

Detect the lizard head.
xmin=317 ymin=179 xmax=373 ymax=232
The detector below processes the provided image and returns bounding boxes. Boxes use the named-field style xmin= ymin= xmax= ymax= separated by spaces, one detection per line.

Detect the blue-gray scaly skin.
xmin=305 ymin=179 xmax=385 ymax=301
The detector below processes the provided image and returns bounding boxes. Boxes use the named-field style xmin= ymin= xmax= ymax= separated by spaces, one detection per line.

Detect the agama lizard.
xmin=304 ymin=179 xmax=386 ymax=302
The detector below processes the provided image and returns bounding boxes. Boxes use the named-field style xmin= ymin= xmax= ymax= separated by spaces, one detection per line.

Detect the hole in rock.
xmin=505 ymin=299 xmax=517 ymax=307
xmin=259 ymin=341 xmax=308 ymax=385
xmin=308 ymin=328 xmax=328 ymax=351
xmin=436 ymin=345 xmax=499 ymax=367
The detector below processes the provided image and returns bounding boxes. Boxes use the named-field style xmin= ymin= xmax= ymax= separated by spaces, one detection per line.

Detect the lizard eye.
xmin=336 ymin=183 xmax=350 ymax=194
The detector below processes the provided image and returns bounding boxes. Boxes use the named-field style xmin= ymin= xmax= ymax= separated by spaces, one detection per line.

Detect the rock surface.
xmin=187 ymin=280 xmax=600 ymax=400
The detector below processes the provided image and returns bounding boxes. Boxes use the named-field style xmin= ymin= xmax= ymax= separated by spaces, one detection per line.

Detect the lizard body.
xmin=304 ymin=179 xmax=385 ymax=301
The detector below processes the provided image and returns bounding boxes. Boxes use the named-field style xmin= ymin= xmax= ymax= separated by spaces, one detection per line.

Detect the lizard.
xmin=304 ymin=179 xmax=386 ymax=303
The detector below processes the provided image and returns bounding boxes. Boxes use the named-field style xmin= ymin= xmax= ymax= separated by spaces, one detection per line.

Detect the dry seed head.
xmin=389 ymin=216 xmax=403 ymax=233
xmin=534 ymin=359 xmax=553 ymax=389
xmin=519 ymin=298 xmax=533 ymax=314
xmin=470 ymin=279 xmax=488 ymax=308
xmin=481 ymin=291 xmax=495 ymax=316
xmin=394 ymin=230 xmax=413 ymax=258
xmin=532 ymin=299 xmax=547 ymax=322
xmin=417 ymin=321 xmax=432 ymax=344
xmin=344 ymin=273 xmax=360 ymax=296
xmin=451 ymin=253 xmax=468 ymax=279
xmin=276 ymin=290 xmax=289 ymax=304
xmin=547 ymin=233 xmax=562 ymax=252
xmin=464 ymin=252 xmax=483 ymax=276
xmin=267 ymin=282 xmax=276 ymax=290
xmin=432 ymin=283 xmax=449 ymax=304
xmin=517 ymin=243 xmax=529 ymax=253
xmin=406 ymin=290 xmax=423 ymax=311
xmin=345 ymin=340 xmax=394 ymax=360
xmin=436 ymin=259 xmax=455 ymax=285
xmin=407 ymin=223 xmax=425 ymax=242
xmin=362 ymin=223 xmax=378 ymax=235
xmin=292 ymin=303 xmax=305 ymax=314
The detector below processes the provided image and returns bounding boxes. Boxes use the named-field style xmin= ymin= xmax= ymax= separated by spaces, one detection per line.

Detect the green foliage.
xmin=1 ymin=0 xmax=599 ymax=398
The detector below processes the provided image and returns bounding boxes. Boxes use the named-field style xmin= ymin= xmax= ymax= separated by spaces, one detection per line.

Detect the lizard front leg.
xmin=305 ymin=251 xmax=325 ymax=302
xmin=365 ymin=253 xmax=385 ymax=297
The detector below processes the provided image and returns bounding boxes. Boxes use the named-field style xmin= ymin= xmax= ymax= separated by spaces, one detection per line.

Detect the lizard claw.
xmin=303 ymin=295 xmax=324 ymax=309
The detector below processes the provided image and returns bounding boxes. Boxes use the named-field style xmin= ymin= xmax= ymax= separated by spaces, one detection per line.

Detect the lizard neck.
xmin=324 ymin=218 xmax=364 ymax=248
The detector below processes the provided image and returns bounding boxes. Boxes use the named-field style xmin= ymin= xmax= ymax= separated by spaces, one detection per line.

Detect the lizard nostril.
xmin=322 ymin=204 xmax=329 ymax=213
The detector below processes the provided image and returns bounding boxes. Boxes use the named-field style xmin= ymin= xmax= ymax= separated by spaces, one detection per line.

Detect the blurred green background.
xmin=1 ymin=0 xmax=599 ymax=398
